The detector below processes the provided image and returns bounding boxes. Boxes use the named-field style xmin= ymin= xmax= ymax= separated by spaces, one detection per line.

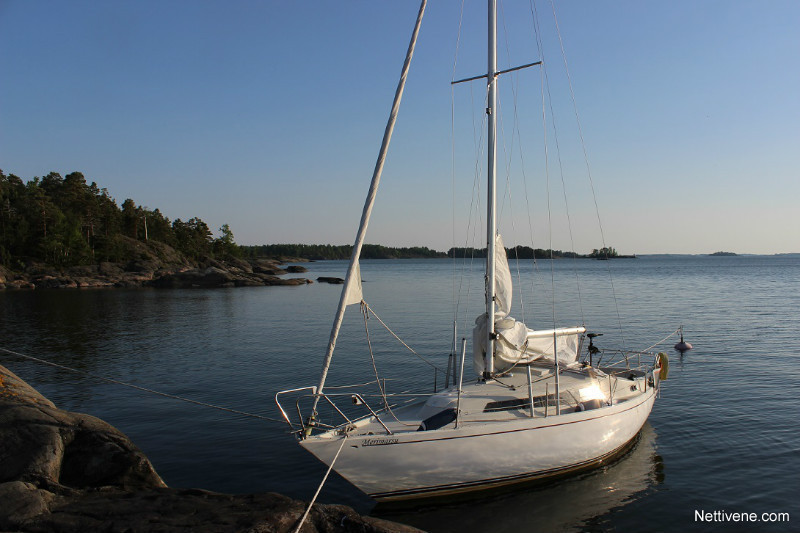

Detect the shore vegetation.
xmin=0 ymin=169 xmax=239 ymax=269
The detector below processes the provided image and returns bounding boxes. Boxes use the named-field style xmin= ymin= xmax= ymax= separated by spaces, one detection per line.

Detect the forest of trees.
xmin=0 ymin=169 xmax=625 ymax=270
xmin=0 ymin=170 xmax=238 ymax=268
xmin=241 ymin=244 xmax=598 ymax=261
xmin=589 ymin=247 xmax=619 ymax=258
xmin=447 ymin=246 xmax=582 ymax=259
xmin=239 ymin=244 xmax=445 ymax=260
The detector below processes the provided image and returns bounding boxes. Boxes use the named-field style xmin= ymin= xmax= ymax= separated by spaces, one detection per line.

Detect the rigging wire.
xmin=493 ymin=2 xmax=526 ymax=323
xmin=361 ymin=302 xmax=389 ymax=411
xmin=451 ymin=0 xmax=466 ymax=329
xmin=0 ymin=346 xmax=285 ymax=424
xmin=361 ymin=302 xmax=445 ymax=373
xmin=547 ymin=0 xmax=627 ymax=351
xmin=535 ymin=21 xmax=560 ymax=335
xmin=448 ymin=2 xmax=495 ymax=336
xmin=528 ymin=0 xmax=586 ymax=326
xmin=496 ymin=88 xmax=529 ymax=326
xmin=360 ymin=304 xmax=420 ymax=428
xmin=453 ymin=82 xmax=489 ymax=340
xmin=498 ymin=0 xmax=543 ymax=326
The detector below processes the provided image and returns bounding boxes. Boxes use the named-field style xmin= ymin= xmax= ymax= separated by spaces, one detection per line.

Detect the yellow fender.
xmin=657 ymin=352 xmax=669 ymax=381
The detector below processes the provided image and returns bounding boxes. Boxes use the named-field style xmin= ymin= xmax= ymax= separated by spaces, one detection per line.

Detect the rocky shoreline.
xmin=0 ymin=363 xmax=420 ymax=533
xmin=0 ymin=237 xmax=314 ymax=290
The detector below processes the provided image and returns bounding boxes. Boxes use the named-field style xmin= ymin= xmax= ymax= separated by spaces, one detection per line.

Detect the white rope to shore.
xmin=293 ymin=433 xmax=349 ymax=533
xmin=0 ymin=346 xmax=285 ymax=424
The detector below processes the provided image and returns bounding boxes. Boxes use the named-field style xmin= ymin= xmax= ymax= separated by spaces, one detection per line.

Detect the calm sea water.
xmin=1 ymin=255 xmax=798 ymax=532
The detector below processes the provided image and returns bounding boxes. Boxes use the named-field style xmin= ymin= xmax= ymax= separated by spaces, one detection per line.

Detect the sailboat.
xmin=277 ymin=1 xmax=667 ymax=502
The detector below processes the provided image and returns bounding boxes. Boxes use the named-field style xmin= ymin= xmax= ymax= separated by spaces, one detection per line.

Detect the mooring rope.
xmin=0 ymin=346 xmax=285 ymax=424
xmin=293 ymin=433 xmax=349 ymax=533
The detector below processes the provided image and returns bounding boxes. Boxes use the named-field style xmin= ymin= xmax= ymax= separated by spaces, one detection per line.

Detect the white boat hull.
xmin=301 ymin=386 xmax=656 ymax=501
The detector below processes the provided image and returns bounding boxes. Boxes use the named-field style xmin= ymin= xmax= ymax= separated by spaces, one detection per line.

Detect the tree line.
xmin=0 ymin=170 xmax=238 ymax=268
xmin=240 ymin=244 xmax=612 ymax=260
xmin=239 ymin=243 xmax=445 ymax=260
xmin=447 ymin=246 xmax=582 ymax=259
xmin=0 ymin=169 xmax=623 ymax=268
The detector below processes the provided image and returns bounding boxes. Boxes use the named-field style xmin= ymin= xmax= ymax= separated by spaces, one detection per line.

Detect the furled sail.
xmin=473 ymin=232 xmax=519 ymax=374
xmin=473 ymin=233 xmax=586 ymax=375
xmin=494 ymin=233 xmax=512 ymax=317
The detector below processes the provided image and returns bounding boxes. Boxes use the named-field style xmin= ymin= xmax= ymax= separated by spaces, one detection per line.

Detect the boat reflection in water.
xmin=372 ymin=423 xmax=664 ymax=533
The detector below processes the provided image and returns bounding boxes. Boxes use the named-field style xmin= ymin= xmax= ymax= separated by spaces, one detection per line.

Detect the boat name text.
xmin=362 ymin=438 xmax=399 ymax=446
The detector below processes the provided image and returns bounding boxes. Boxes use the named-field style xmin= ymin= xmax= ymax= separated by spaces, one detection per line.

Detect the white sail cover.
xmin=523 ymin=326 xmax=586 ymax=365
xmin=472 ymin=232 xmax=585 ymax=374
xmin=474 ymin=320 xmax=586 ymax=375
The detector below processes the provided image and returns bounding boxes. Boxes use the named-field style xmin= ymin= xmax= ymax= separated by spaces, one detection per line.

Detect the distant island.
xmin=710 ymin=251 xmax=738 ymax=256
xmin=0 ymin=169 xmax=635 ymax=290
xmin=242 ymin=244 xmax=634 ymax=261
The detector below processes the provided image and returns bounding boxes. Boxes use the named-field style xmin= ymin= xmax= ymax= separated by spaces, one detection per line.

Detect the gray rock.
xmin=99 ymin=262 xmax=125 ymax=277
xmin=0 ymin=365 xmax=165 ymax=491
xmin=65 ymin=265 xmax=98 ymax=278
xmin=3 ymin=279 xmax=36 ymax=290
xmin=251 ymin=259 xmax=288 ymax=275
xmin=234 ymin=279 xmax=266 ymax=287
xmin=0 ymin=364 xmax=421 ymax=533
xmin=124 ymin=259 xmax=159 ymax=274
xmin=263 ymin=277 xmax=312 ymax=286
xmin=0 ymin=481 xmax=55 ymax=529
xmin=74 ymin=278 xmax=115 ymax=289
xmin=147 ymin=267 xmax=239 ymax=289
xmin=220 ymin=256 xmax=254 ymax=274
xmin=317 ymin=277 xmax=345 ymax=284
xmin=32 ymin=276 xmax=78 ymax=289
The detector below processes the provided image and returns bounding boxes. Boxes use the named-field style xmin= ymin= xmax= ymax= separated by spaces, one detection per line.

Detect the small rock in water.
xmin=317 ymin=276 xmax=345 ymax=284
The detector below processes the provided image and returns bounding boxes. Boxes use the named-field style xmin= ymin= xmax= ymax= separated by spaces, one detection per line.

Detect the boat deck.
xmin=333 ymin=363 xmax=651 ymax=438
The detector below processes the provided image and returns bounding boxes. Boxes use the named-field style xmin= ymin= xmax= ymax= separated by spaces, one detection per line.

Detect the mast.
xmin=306 ymin=0 xmax=427 ymax=428
xmin=484 ymin=0 xmax=498 ymax=379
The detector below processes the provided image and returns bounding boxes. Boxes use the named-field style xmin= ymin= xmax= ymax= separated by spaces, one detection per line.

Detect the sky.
xmin=1 ymin=1 xmax=798 ymax=255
